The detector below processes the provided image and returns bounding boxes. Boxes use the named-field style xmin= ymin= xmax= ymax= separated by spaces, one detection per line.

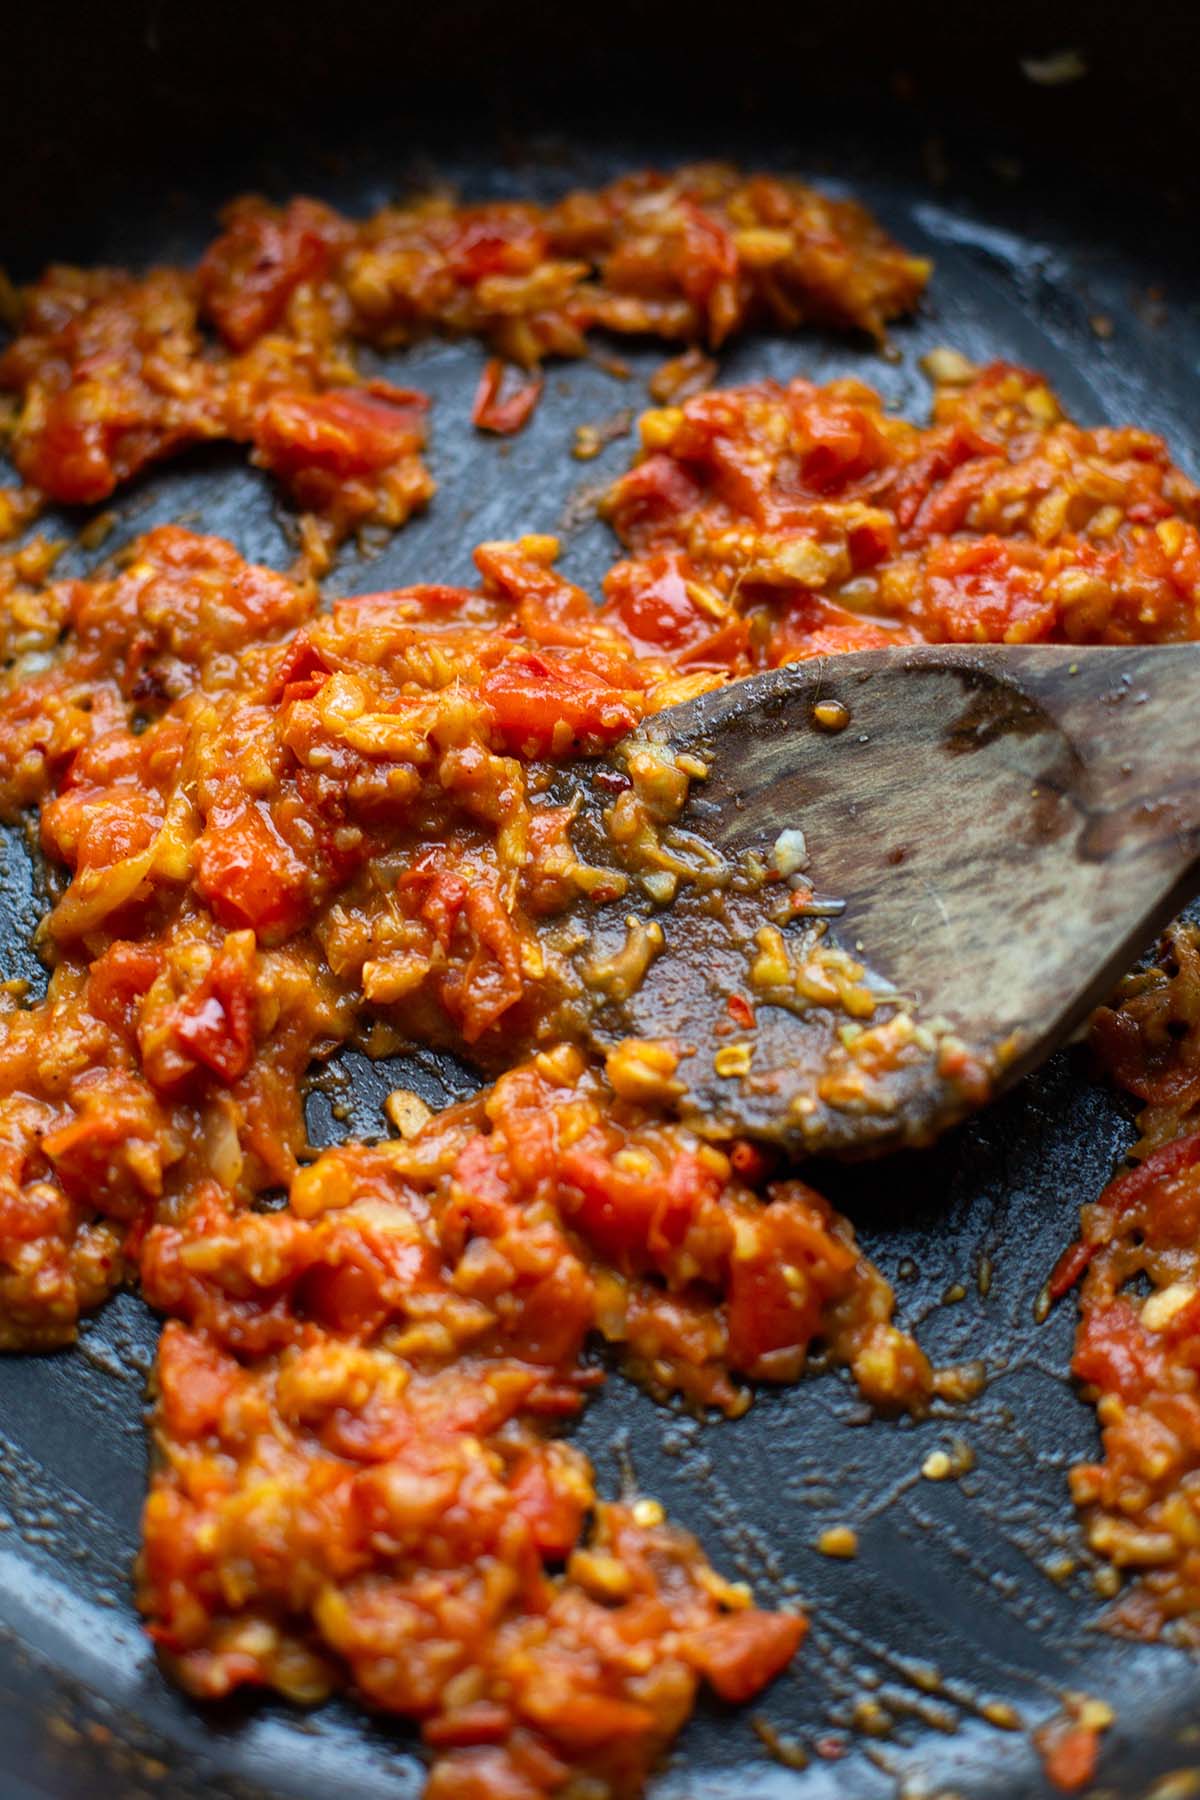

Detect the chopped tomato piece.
xmin=471 ymin=359 xmax=544 ymax=434
xmin=684 ymin=1608 xmax=807 ymax=1702
xmin=447 ymin=211 xmax=547 ymax=284
xmin=509 ymin=1452 xmax=588 ymax=1559
xmin=923 ymin=536 xmax=1055 ymax=643
xmin=725 ymin=1194 xmax=857 ymax=1377
xmin=198 ymin=197 xmax=350 ymax=349
xmin=157 ymin=1321 xmax=241 ymax=1439
xmin=601 ymin=550 xmax=712 ymax=653
xmin=253 ymin=384 xmax=428 ymax=480
xmin=481 ymin=653 xmax=638 ymax=754
xmin=193 ymin=801 xmax=311 ymax=938
xmin=1047 ymin=1239 xmax=1096 ymax=1301
xmin=1072 ymin=1298 xmax=1165 ymax=1402
xmin=1100 ymin=1133 xmax=1200 ymax=1220
xmin=172 ymin=932 xmax=258 ymax=1084
xmin=798 ymin=396 xmax=887 ymax=492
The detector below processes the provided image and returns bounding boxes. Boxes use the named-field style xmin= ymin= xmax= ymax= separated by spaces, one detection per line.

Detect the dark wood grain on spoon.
xmin=558 ymin=645 xmax=1200 ymax=1155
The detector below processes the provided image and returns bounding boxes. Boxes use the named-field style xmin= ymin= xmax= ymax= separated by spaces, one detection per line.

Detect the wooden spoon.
xmin=558 ymin=645 xmax=1200 ymax=1156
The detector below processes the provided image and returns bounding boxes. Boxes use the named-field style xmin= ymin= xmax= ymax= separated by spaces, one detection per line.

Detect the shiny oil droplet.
xmin=812 ymin=699 xmax=851 ymax=731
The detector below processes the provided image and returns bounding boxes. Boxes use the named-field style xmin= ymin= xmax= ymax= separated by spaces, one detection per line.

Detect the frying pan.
xmin=2 ymin=3 xmax=1199 ymax=1794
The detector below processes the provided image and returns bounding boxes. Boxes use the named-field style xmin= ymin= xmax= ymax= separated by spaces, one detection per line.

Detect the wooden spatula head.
xmin=559 ymin=645 xmax=1200 ymax=1155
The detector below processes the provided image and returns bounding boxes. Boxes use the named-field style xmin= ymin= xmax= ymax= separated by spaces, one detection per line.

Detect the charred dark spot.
xmin=592 ymin=768 xmax=631 ymax=796
xmin=130 ymin=665 xmax=169 ymax=704
xmin=943 ymin=682 xmax=1053 ymax=756
xmin=251 ymin=1187 xmax=289 ymax=1213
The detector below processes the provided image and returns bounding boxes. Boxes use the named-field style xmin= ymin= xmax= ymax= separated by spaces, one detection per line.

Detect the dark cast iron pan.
xmin=1 ymin=3 xmax=1199 ymax=1795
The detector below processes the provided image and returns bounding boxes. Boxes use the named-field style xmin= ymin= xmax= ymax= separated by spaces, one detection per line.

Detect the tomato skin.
xmin=446 ymin=210 xmax=548 ymax=285
xmin=253 ymin=384 xmax=428 ymax=480
xmin=509 ymin=1452 xmax=588 ymax=1559
xmin=480 ymin=653 xmax=639 ymax=755
xmin=1047 ymin=1239 xmax=1095 ymax=1301
xmin=198 ymin=197 xmax=350 ymax=349
xmin=393 ymin=864 xmax=470 ymax=955
xmin=601 ymin=550 xmax=706 ymax=651
xmin=1100 ymin=1133 xmax=1200 ymax=1220
xmin=676 ymin=200 xmax=739 ymax=311
xmin=1036 ymin=1717 xmax=1101 ymax=1793
xmin=193 ymin=801 xmax=311 ymax=939
xmin=1073 ymin=1298 xmax=1165 ymax=1402
xmin=268 ymin=634 xmax=332 ymax=704
xmin=725 ymin=1195 xmax=857 ymax=1377
xmin=471 ymin=359 xmax=544 ymax=434
xmin=1055 ymin=1133 xmax=1200 ymax=1315
xmin=769 ymin=593 xmax=905 ymax=665
xmin=923 ymin=536 xmax=1055 ymax=643
xmin=797 ymin=395 xmax=887 ymax=492
xmin=157 ymin=1320 xmax=241 ymax=1439
xmin=456 ymin=882 xmax=525 ymax=1042
xmin=604 ymin=452 xmax=704 ymax=542
xmin=172 ymin=933 xmax=258 ymax=1084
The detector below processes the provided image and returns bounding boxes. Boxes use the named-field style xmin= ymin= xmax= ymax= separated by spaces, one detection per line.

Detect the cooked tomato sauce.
xmin=602 ymin=353 xmax=1200 ymax=662
xmin=1 ymin=345 xmax=1198 ymax=1793
xmin=0 ymin=514 xmax=931 ymax=1794
xmin=1051 ymin=926 xmax=1200 ymax=1643
xmin=138 ymin=1056 xmax=901 ymax=1782
xmin=0 ymin=166 xmax=928 ymax=572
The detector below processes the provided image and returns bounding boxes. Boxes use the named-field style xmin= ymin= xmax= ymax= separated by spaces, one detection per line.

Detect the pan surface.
xmin=2 ymin=37 xmax=1200 ymax=1800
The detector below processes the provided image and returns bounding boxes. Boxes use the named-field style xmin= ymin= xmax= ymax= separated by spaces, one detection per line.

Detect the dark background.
xmin=3 ymin=0 xmax=1197 ymax=269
